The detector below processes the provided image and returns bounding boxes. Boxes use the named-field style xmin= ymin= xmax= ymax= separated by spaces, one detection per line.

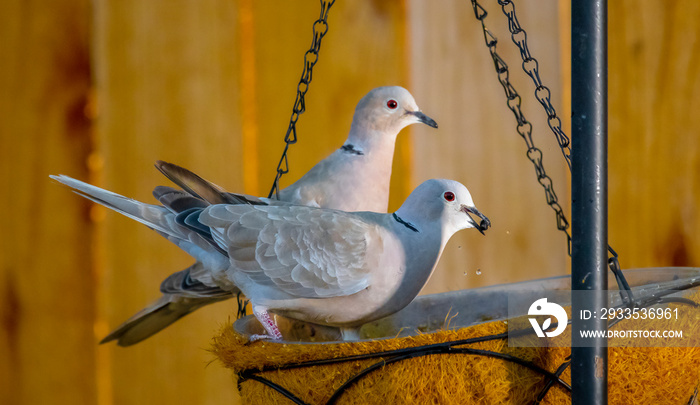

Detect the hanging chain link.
xmin=497 ymin=0 xmax=572 ymax=170
xmin=237 ymin=0 xmax=334 ymax=319
xmin=236 ymin=291 xmax=249 ymax=319
xmin=473 ymin=0 xmax=633 ymax=310
xmin=470 ymin=7 xmax=624 ymax=400
xmin=471 ymin=0 xmax=572 ymax=255
xmin=268 ymin=0 xmax=336 ymax=199
xmin=489 ymin=0 xmax=632 ymax=301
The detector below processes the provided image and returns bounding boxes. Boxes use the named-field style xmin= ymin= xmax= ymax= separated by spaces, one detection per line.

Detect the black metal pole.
xmin=571 ymin=0 xmax=608 ymax=404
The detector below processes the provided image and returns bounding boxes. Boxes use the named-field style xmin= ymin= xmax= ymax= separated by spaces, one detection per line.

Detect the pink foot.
xmin=252 ymin=306 xmax=283 ymax=341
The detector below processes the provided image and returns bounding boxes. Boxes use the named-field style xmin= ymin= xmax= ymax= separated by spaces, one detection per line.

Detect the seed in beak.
xmin=463 ymin=206 xmax=491 ymax=235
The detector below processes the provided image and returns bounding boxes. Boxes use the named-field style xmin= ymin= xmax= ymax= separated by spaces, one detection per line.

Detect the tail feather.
xmin=153 ymin=185 xmax=208 ymax=213
xmin=51 ymin=175 xmax=228 ymax=262
xmin=102 ymin=262 xmax=234 ymax=346
xmin=155 ymin=160 xmax=240 ymax=205
xmin=160 ymin=264 xmax=235 ymax=297
xmin=51 ymin=174 xmax=237 ymax=346
xmin=156 ymin=160 xmax=274 ymax=206
xmin=100 ymin=293 xmax=229 ymax=346
xmin=50 ymin=175 xmax=181 ymax=239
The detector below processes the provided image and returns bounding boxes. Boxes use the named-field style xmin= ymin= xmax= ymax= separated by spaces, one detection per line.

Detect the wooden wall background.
xmin=2 ymin=0 xmax=699 ymax=404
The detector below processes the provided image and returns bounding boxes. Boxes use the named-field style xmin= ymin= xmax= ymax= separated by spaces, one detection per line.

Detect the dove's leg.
xmin=250 ymin=305 xmax=283 ymax=341
xmin=340 ymin=327 xmax=362 ymax=341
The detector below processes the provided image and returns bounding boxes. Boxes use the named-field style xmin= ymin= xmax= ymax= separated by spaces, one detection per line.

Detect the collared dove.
xmin=51 ymin=176 xmax=490 ymax=342
xmin=278 ymin=86 xmax=437 ymax=211
xmin=52 ymin=86 xmax=438 ymax=346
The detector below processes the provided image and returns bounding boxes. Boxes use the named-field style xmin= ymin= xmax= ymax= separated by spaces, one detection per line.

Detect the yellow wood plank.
xmin=408 ymin=0 xmax=570 ymax=293
xmin=0 ymin=0 xmax=96 ymax=404
xmin=9 ymin=2 xmax=700 ymax=404
xmin=609 ymin=0 xmax=700 ymax=269
xmin=92 ymin=1 xmax=242 ymax=404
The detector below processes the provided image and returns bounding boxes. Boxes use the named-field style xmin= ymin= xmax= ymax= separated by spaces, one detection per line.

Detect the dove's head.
xmin=348 ymin=86 xmax=437 ymax=145
xmin=396 ymin=179 xmax=491 ymax=238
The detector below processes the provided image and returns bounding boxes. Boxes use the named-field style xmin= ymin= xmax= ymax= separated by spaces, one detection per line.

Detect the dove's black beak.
xmin=462 ymin=205 xmax=491 ymax=235
xmin=407 ymin=110 xmax=438 ymax=128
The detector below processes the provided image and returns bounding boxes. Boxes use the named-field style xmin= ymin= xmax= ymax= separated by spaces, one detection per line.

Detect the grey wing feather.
xmin=200 ymin=205 xmax=381 ymax=298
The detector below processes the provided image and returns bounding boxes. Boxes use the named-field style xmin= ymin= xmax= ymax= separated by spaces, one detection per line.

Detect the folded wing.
xmin=201 ymin=205 xmax=382 ymax=298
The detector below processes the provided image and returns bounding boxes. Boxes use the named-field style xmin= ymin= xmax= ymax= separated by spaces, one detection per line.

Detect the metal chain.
xmin=236 ymin=291 xmax=250 ymax=319
xmin=471 ymin=0 xmax=572 ymax=255
xmin=497 ymin=0 xmax=572 ymax=170
xmin=470 ymin=4 xmax=640 ymax=399
xmin=488 ymin=0 xmax=634 ymax=306
xmin=268 ymin=0 xmax=336 ymax=199
xmin=237 ymin=0 xmax=334 ymax=319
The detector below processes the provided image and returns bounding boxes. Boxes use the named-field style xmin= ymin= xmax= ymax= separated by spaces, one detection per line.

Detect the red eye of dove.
xmin=387 ymin=99 xmax=398 ymax=109
xmin=443 ymin=191 xmax=455 ymax=202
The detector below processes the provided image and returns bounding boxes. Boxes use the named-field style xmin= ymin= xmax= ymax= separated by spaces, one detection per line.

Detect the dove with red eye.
xmin=51 ymin=176 xmax=489 ymax=342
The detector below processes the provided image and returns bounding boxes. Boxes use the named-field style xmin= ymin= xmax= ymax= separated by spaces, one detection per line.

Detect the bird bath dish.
xmin=232 ymin=267 xmax=700 ymax=343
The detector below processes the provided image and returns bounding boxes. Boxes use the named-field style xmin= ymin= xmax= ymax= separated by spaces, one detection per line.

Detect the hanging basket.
xmin=212 ymin=268 xmax=700 ymax=404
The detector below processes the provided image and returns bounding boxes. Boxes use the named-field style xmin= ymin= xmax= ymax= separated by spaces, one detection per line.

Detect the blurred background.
xmin=2 ymin=0 xmax=699 ymax=404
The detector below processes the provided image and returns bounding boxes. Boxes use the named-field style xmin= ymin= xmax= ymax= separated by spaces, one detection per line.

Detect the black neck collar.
xmin=340 ymin=144 xmax=364 ymax=155
xmin=392 ymin=213 xmax=419 ymax=233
